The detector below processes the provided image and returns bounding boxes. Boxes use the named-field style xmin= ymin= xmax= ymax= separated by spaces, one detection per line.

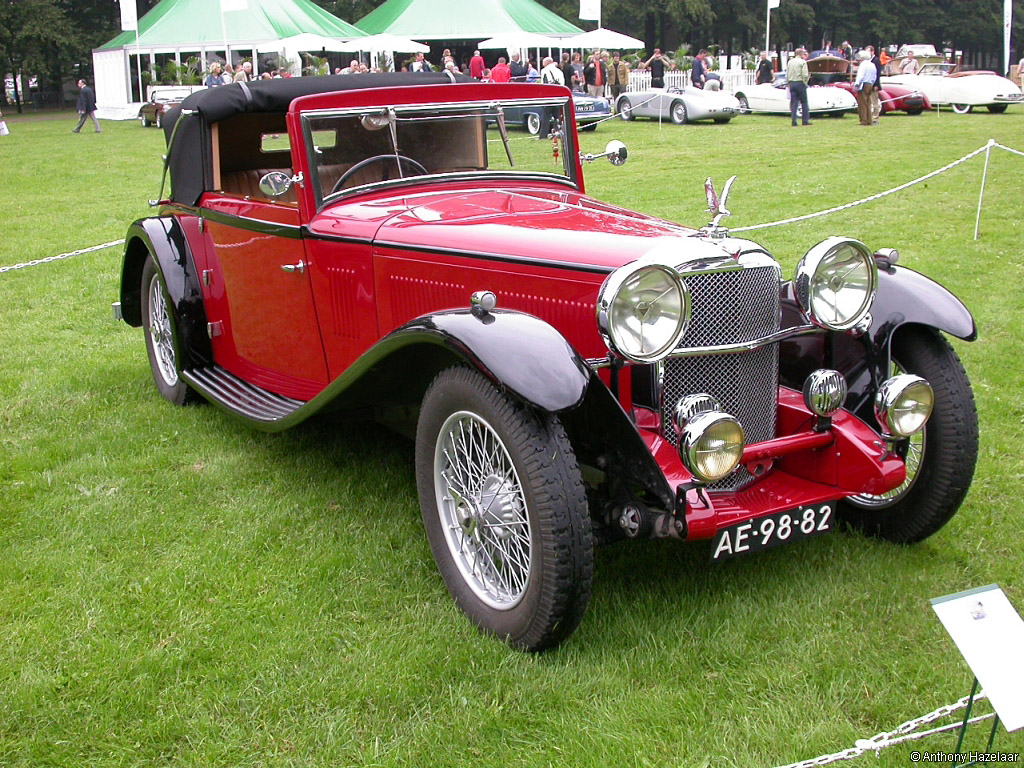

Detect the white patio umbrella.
xmin=566 ymin=27 xmax=644 ymax=50
xmin=257 ymin=33 xmax=360 ymax=53
xmin=356 ymin=33 xmax=430 ymax=53
xmin=477 ymin=32 xmax=558 ymax=50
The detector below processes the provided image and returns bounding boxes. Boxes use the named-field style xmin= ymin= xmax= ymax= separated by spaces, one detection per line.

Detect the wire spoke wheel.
xmin=436 ymin=411 xmax=532 ymax=608
xmin=147 ymin=272 xmax=179 ymax=387
xmin=416 ymin=367 xmax=593 ymax=651
xmin=839 ymin=328 xmax=977 ymax=543
xmin=141 ymin=256 xmax=197 ymax=406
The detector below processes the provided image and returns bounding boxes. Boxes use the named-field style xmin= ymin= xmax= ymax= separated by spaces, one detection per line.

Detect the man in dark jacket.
xmin=73 ymin=79 xmax=100 ymax=133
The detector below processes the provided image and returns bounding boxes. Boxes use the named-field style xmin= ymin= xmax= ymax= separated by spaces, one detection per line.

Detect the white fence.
xmin=627 ymin=70 xmax=755 ymax=94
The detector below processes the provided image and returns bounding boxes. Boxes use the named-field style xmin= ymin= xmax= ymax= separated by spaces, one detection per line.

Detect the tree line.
xmin=2 ymin=0 xmax=1021 ymax=111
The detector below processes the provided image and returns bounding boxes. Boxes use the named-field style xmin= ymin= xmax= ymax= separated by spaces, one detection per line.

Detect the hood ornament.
xmin=700 ymin=175 xmax=737 ymax=237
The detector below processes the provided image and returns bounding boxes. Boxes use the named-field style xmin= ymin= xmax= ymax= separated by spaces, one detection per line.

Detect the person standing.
xmin=560 ymin=53 xmax=577 ymax=91
xmin=644 ymin=48 xmax=667 ymax=88
xmin=755 ymin=50 xmax=773 ymax=84
xmin=540 ymin=56 xmax=564 ymax=86
xmin=509 ymin=52 xmax=528 ymax=81
xmin=490 ymin=57 xmax=511 ymax=83
xmin=786 ymin=48 xmax=811 ymax=126
xmin=204 ymin=63 xmax=224 ymax=88
xmin=584 ymin=52 xmax=607 ymax=98
xmin=868 ymin=46 xmax=883 ymax=122
xmin=410 ymin=52 xmax=432 ymax=72
xmin=691 ymin=49 xmax=708 ymax=88
xmin=900 ymin=50 xmax=919 ymax=75
xmin=853 ymin=50 xmax=877 ymax=125
xmin=233 ymin=61 xmax=252 ymax=82
xmin=469 ymin=50 xmax=485 ymax=79
xmin=608 ymin=51 xmax=629 ymax=104
xmin=72 ymin=79 xmax=100 ymax=133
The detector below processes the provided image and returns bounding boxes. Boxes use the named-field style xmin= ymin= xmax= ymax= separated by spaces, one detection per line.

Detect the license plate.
xmin=577 ymin=104 xmax=594 ymax=112
xmin=710 ymin=501 xmax=835 ymax=560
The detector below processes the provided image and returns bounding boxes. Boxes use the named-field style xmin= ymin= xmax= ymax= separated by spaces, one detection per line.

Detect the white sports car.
xmin=734 ymin=73 xmax=856 ymax=117
xmin=882 ymin=63 xmax=1023 ymax=114
xmin=616 ymin=86 xmax=740 ymax=124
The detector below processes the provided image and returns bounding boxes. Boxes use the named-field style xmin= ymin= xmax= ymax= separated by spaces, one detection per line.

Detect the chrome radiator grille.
xmin=661 ymin=265 xmax=781 ymax=491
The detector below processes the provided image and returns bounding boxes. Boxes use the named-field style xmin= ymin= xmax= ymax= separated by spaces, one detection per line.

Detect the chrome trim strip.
xmin=669 ymin=325 xmax=819 ymax=357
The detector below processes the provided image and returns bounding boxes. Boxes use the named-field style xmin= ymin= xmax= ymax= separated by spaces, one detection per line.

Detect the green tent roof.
xmin=357 ymin=0 xmax=582 ymax=40
xmin=99 ymin=0 xmax=366 ymax=51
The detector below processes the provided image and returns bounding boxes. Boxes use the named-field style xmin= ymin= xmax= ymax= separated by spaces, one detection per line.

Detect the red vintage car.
xmin=116 ymin=74 xmax=978 ymax=650
xmin=828 ymin=79 xmax=931 ymax=115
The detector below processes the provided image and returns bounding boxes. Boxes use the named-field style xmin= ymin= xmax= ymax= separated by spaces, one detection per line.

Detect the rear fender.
xmin=119 ymin=216 xmax=212 ymax=369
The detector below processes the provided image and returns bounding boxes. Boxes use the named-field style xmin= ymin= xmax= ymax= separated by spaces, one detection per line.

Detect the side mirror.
xmin=259 ymin=170 xmax=293 ymax=198
xmin=580 ymin=140 xmax=628 ymax=166
xmin=606 ymin=140 xmax=628 ymax=166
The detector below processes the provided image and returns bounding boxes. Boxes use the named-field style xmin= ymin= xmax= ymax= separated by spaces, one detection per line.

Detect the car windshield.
xmin=918 ymin=63 xmax=955 ymax=76
xmin=302 ymin=98 xmax=577 ymax=206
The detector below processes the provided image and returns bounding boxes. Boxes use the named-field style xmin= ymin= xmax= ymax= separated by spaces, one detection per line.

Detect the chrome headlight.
xmin=679 ymin=411 xmax=745 ymax=483
xmin=795 ymin=237 xmax=877 ymax=331
xmin=597 ymin=261 xmax=690 ymax=363
xmin=875 ymin=374 xmax=933 ymax=437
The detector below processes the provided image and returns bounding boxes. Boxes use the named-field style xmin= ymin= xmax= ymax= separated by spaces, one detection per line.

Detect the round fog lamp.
xmin=875 ymin=374 xmax=933 ymax=437
xmin=802 ymin=369 xmax=848 ymax=417
xmin=598 ymin=262 xmax=690 ymax=363
xmin=679 ymin=411 xmax=745 ymax=483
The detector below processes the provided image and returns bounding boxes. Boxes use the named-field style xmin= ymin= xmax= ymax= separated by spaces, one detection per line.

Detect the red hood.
xmin=308 ymin=184 xmax=705 ymax=271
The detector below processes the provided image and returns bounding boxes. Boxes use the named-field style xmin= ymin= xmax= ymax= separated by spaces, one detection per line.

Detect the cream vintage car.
xmin=734 ymin=73 xmax=856 ymax=117
xmin=882 ymin=63 xmax=1023 ymax=113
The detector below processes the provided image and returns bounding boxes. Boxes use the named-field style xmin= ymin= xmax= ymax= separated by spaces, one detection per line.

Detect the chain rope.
xmin=774 ymin=692 xmax=994 ymax=768
xmin=0 ymin=239 xmax=125 ymax=274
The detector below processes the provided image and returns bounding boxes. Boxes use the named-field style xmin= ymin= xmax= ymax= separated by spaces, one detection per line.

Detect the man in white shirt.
xmin=853 ymin=50 xmax=878 ymax=125
xmin=540 ymin=56 xmax=565 ymax=86
xmin=900 ymin=51 xmax=919 ymax=75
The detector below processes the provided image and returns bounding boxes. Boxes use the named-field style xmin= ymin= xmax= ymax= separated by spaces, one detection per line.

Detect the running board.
xmin=183 ymin=365 xmax=305 ymax=423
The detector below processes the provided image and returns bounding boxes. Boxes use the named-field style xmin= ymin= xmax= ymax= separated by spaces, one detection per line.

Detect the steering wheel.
xmin=331 ymin=154 xmax=429 ymax=194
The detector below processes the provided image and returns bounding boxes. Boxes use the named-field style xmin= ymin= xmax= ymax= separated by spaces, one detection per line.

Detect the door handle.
xmin=281 ymin=260 xmax=306 ymax=274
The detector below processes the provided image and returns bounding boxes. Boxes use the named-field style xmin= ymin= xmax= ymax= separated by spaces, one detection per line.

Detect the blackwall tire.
xmin=839 ymin=328 xmax=978 ymax=543
xmin=415 ymin=367 xmax=593 ymax=651
xmin=987 ymin=104 xmax=1007 ymax=114
xmin=141 ymin=257 xmax=198 ymax=406
xmin=736 ymin=95 xmax=750 ymax=114
xmin=618 ymin=98 xmax=634 ymax=120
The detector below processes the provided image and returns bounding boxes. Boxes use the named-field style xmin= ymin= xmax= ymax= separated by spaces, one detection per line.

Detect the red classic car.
xmin=115 ymin=73 xmax=978 ymax=650
xmin=828 ymin=79 xmax=931 ymax=115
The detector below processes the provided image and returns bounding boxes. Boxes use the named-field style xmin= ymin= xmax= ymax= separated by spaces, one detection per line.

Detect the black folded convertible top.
xmin=162 ymin=72 xmax=472 ymax=206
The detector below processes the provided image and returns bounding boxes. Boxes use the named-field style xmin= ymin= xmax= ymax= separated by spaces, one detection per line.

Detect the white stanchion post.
xmin=974 ymin=139 xmax=996 ymax=241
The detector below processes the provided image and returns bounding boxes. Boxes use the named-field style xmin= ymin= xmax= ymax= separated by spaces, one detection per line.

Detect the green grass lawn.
xmin=1 ymin=104 xmax=1023 ymax=767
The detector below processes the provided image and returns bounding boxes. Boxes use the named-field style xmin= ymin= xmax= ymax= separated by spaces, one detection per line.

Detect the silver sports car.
xmin=616 ymin=85 xmax=741 ymax=124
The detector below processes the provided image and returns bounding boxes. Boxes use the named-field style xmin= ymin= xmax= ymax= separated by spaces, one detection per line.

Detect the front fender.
xmin=119 ymin=216 xmax=212 ymax=369
xmin=780 ymin=265 xmax=976 ymax=422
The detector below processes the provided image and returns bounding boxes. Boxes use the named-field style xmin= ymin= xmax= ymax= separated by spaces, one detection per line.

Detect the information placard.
xmin=931 ymin=584 xmax=1024 ymax=732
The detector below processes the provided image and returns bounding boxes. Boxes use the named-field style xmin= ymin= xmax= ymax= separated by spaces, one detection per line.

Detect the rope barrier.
xmin=3 ymin=140 xmax=1021 ymax=276
xmin=730 ymin=141 xmax=995 ymax=232
xmin=0 ymin=239 xmax=125 ymax=274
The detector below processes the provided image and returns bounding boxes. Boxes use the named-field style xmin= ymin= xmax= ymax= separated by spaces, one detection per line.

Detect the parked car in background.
xmin=139 ymin=86 xmax=194 ymax=128
xmin=503 ymin=89 xmax=611 ymax=134
xmin=115 ymin=74 xmax=978 ymax=651
xmin=884 ymin=44 xmax=945 ymax=75
xmin=616 ymin=85 xmax=740 ymax=124
xmin=734 ymin=73 xmax=857 ymax=117
xmin=830 ymin=80 xmax=930 ymax=115
xmin=883 ymin=63 xmax=1023 ymax=113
